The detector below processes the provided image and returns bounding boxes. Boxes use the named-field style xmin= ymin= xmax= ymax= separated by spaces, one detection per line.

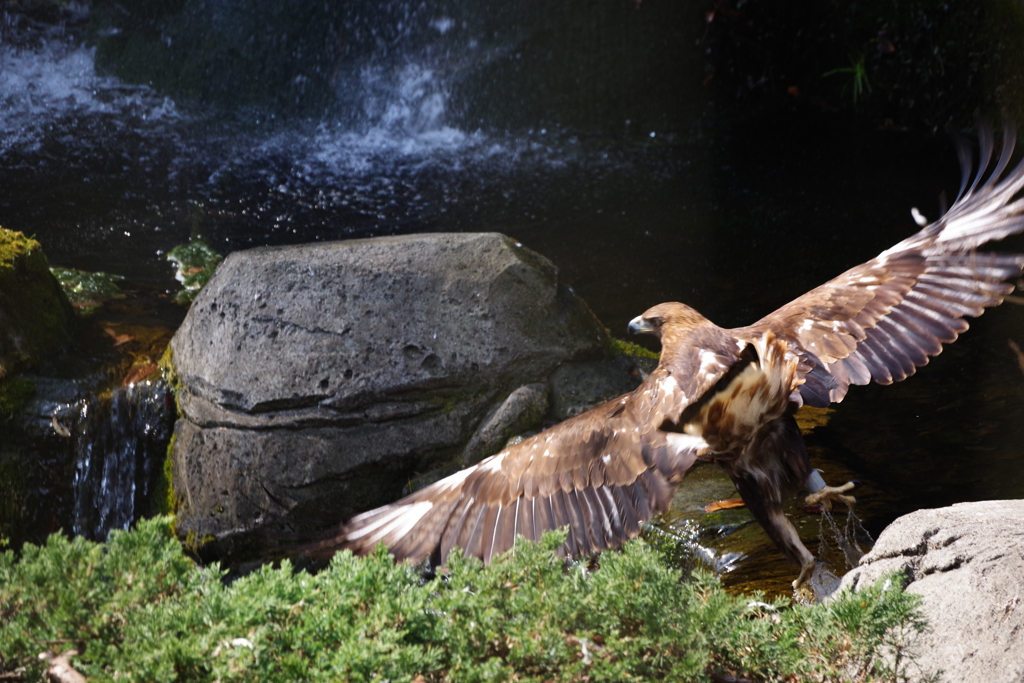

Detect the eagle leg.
xmin=794 ymin=558 xmax=818 ymax=590
xmin=726 ymin=470 xmax=816 ymax=588
xmin=723 ymin=416 xmax=818 ymax=588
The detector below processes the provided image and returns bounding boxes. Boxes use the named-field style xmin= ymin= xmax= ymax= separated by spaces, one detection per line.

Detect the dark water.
xmin=1 ymin=6 xmax=1022 ymax=596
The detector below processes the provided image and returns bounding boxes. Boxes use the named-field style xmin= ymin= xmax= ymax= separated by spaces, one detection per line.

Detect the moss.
xmin=158 ymin=342 xmax=187 ymax=417
xmin=182 ymin=528 xmax=215 ymax=555
xmin=153 ymin=344 xmax=183 ymax=519
xmin=149 ymin=431 xmax=178 ymax=517
xmin=609 ymin=336 xmax=660 ymax=360
xmin=0 ymin=449 xmax=29 ymax=544
xmin=0 ymin=228 xmax=73 ymax=377
xmin=158 ymin=343 xmax=178 ymax=386
xmin=0 ymin=377 xmax=35 ymax=420
xmin=0 ymin=228 xmax=46 ymax=274
xmin=429 ymin=391 xmax=463 ymax=415
xmin=515 ymin=392 xmax=546 ymax=433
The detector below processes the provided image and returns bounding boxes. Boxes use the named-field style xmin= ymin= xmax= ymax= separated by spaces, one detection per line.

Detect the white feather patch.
xmin=477 ymin=452 xmax=506 ymax=473
xmin=666 ymin=432 xmax=709 ymax=452
xmin=660 ymin=374 xmax=679 ymax=393
xmin=698 ymin=349 xmax=720 ymax=372
xmin=435 ymin=466 xmax=475 ymax=492
xmin=347 ymin=501 xmax=433 ymax=541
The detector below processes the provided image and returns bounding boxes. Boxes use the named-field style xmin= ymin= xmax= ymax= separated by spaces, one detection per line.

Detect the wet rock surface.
xmin=168 ymin=232 xmax=613 ymax=560
xmin=549 ymin=354 xmax=655 ymax=421
xmin=461 ymin=382 xmax=548 ymax=466
xmin=838 ymin=500 xmax=1024 ymax=683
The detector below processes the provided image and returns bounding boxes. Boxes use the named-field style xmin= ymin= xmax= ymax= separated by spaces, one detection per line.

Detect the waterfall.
xmin=69 ymin=381 xmax=174 ymax=541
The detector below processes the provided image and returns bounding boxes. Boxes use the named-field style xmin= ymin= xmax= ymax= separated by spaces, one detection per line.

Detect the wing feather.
xmin=597 ymin=486 xmax=623 ymax=543
xmin=737 ymin=125 xmax=1024 ymax=403
xmin=885 ymin=305 xmax=946 ymax=354
xmin=585 ymin=486 xmax=612 ymax=549
xmin=535 ymin=495 xmax=555 ymax=537
xmin=478 ymin=504 xmax=503 ymax=563
xmin=332 ymin=319 xmax=743 ymax=566
xmin=875 ymin=317 xmax=928 ymax=366
xmin=612 ymin=485 xmax=641 ymax=538
xmin=444 ymin=499 xmax=475 ymax=565
xmin=565 ymin=488 xmax=592 ymax=555
xmin=549 ymin=488 xmax=573 ymax=551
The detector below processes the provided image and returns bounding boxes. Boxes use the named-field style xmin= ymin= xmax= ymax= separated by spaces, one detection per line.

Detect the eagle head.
xmin=627 ymin=302 xmax=710 ymax=339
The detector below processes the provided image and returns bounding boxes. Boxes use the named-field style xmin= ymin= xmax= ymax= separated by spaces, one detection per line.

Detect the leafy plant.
xmin=166 ymin=240 xmax=222 ymax=305
xmin=0 ymin=517 xmax=930 ymax=682
xmin=823 ymin=53 xmax=872 ymax=105
xmin=50 ymin=267 xmax=127 ymax=316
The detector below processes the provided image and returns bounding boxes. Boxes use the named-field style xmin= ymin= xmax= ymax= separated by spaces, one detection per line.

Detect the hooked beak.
xmin=627 ymin=315 xmax=654 ymax=335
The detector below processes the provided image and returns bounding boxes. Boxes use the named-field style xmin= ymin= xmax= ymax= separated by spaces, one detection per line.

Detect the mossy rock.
xmin=0 ymin=228 xmax=74 ymax=378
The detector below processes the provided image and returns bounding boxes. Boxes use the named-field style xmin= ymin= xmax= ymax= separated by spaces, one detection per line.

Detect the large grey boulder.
xmin=168 ymin=232 xmax=609 ymax=560
xmin=837 ymin=500 xmax=1024 ymax=683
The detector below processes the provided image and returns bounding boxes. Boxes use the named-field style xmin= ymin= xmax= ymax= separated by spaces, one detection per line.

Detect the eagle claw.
xmin=793 ymin=559 xmax=819 ymax=591
xmin=805 ymin=481 xmax=856 ymax=512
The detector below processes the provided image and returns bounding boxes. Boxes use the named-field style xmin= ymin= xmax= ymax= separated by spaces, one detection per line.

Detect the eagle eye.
xmin=648 ymin=316 xmax=664 ymax=328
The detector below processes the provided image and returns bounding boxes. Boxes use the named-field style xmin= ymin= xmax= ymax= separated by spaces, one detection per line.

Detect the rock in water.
xmin=837 ymin=500 xmax=1024 ymax=683
xmin=167 ymin=233 xmax=607 ymax=561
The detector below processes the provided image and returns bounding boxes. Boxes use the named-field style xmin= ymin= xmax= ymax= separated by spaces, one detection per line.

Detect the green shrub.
xmin=0 ymin=517 xmax=928 ymax=682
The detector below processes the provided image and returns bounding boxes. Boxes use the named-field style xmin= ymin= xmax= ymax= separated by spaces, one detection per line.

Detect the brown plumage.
xmin=323 ymin=125 xmax=1024 ymax=588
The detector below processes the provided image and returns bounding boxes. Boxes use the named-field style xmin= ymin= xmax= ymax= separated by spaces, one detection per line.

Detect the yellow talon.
xmin=805 ymin=481 xmax=856 ymax=512
xmin=793 ymin=560 xmax=816 ymax=590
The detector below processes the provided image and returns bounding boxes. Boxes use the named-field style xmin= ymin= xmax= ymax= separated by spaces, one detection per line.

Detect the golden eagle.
xmin=324 ymin=127 xmax=1024 ymax=588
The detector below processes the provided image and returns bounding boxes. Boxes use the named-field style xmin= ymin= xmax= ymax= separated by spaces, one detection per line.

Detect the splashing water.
xmin=0 ymin=39 xmax=181 ymax=155
xmin=643 ymin=520 xmax=746 ymax=576
xmin=790 ymin=507 xmax=875 ymax=602
xmin=818 ymin=506 xmax=873 ymax=570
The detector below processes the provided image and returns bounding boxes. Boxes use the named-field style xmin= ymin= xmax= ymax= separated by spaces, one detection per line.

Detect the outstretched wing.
xmin=330 ymin=332 xmax=743 ymax=565
xmin=740 ymin=125 xmax=1024 ymax=405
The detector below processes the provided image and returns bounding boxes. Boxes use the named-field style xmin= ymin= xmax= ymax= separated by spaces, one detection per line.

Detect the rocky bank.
xmin=838 ymin=499 xmax=1024 ymax=682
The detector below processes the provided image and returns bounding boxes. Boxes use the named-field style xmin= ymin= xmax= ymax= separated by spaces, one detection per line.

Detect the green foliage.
xmin=0 ymin=377 xmax=35 ymax=419
xmin=0 ymin=228 xmax=46 ymax=277
xmin=167 ymin=240 xmax=222 ymax=305
xmin=823 ymin=53 xmax=872 ymax=106
xmin=1 ymin=518 xmax=930 ymax=682
xmin=50 ymin=267 xmax=127 ymax=316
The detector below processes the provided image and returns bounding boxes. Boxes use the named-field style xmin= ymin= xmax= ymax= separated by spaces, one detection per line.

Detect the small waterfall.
xmin=67 ymin=381 xmax=174 ymax=541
